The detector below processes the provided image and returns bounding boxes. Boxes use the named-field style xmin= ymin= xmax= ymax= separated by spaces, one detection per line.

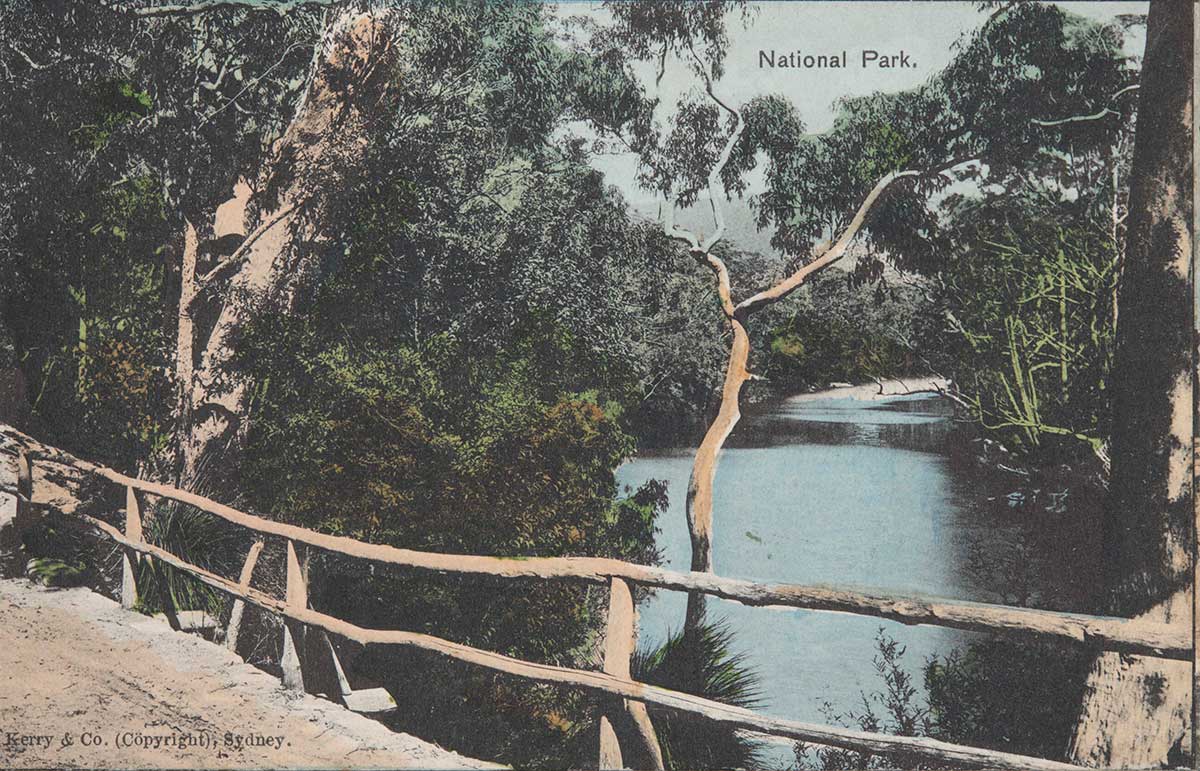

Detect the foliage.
xmin=761 ymin=271 xmax=923 ymax=392
xmin=135 ymin=501 xmax=247 ymax=619
xmin=922 ymin=193 xmax=1119 ymax=463
xmin=633 ymin=619 xmax=765 ymax=771
xmin=924 ymin=639 xmax=1089 ymax=761
xmin=25 ymin=557 xmax=88 ymax=588
xmin=0 ymin=2 xmax=1155 ymax=768
xmin=739 ymin=4 xmax=1134 ymax=265
xmin=794 ymin=629 xmax=937 ymax=771
xmin=0 ymin=67 xmax=175 ymax=467
xmin=210 ymin=10 xmax=691 ymax=760
xmin=795 ymin=628 xmax=1087 ymax=770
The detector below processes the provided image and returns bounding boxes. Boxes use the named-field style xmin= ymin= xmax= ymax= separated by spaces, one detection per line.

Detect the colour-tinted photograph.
xmin=0 ymin=2 xmax=1194 ymax=769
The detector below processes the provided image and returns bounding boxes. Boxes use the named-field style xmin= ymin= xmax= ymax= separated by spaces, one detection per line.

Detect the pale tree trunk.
xmin=1192 ymin=4 xmax=1200 ymax=761
xmin=683 ymin=255 xmax=749 ymax=630
xmin=174 ymin=219 xmax=199 ymax=451
xmin=671 ymin=155 xmax=958 ymax=634
xmin=1070 ymin=3 xmax=1194 ymax=766
xmin=177 ymin=10 xmax=400 ymax=492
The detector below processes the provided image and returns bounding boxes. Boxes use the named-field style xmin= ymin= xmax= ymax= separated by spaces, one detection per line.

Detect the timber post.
xmin=121 ymin=485 xmax=143 ymax=610
xmin=599 ymin=577 xmax=664 ymax=771
xmin=2 ymin=449 xmax=33 ymax=573
xmin=281 ymin=539 xmax=308 ymax=691
xmin=15 ymin=449 xmax=31 ymax=528
xmin=225 ymin=540 xmax=264 ymax=653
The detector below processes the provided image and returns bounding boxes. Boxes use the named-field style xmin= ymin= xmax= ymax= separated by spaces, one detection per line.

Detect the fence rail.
xmin=2 ymin=428 xmax=1185 ymax=771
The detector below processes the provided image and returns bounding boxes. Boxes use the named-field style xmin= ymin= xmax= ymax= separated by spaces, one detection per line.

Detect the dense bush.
xmin=921 ymin=193 xmax=1119 ymax=464
xmin=795 ymin=629 xmax=1089 ymax=770
xmin=762 ymin=269 xmax=924 ymax=392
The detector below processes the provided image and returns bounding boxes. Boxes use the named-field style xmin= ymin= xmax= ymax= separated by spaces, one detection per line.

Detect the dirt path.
xmin=0 ymin=579 xmax=500 ymax=770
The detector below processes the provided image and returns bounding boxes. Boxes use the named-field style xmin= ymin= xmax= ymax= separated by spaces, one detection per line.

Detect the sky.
xmin=553 ymin=1 xmax=1148 ymax=248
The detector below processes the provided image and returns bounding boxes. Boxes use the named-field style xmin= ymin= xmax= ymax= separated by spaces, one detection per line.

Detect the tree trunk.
xmin=1070 ymin=3 xmax=1194 ymax=765
xmin=684 ymin=308 xmax=750 ymax=632
xmin=179 ymin=10 xmax=399 ymax=492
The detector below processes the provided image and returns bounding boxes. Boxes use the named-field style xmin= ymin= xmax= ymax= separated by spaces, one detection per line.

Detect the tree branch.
xmin=661 ymin=194 xmax=700 ymax=250
xmin=702 ymin=253 xmax=736 ymax=319
xmin=686 ymin=43 xmax=745 ymax=253
xmin=735 ymin=158 xmax=977 ymax=316
xmin=6 ymin=41 xmax=64 ymax=71
xmin=188 ymin=202 xmax=299 ymax=308
xmin=1031 ymin=85 xmax=1139 ymax=127
xmin=660 ymin=42 xmax=746 ymax=255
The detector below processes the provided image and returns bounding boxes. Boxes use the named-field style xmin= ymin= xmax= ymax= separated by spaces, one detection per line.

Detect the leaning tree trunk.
xmin=1070 ymin=3 xmax=1194 ymax=766
xmin=178 ymin=10 xmax=399 ymax=492
xmin=683 ymin=255 xmax=750 ymax=633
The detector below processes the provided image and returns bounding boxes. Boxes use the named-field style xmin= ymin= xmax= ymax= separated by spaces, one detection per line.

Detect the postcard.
xmin=0 ymin=2 xmax=1194 ymax=769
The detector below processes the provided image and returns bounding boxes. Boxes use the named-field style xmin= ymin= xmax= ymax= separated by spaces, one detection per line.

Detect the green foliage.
xmin=924 ymin=193 xmax=1118 ymax=462
xmin=632 ymin=620 xmax=765 ymax=771
xmin=32 ymin=173 xmax=175 ymax=467
xmin=795 ymin=629 xmax=1086 ymax=770
xmin=217 ymin=16 xmax=686 ymax=755
xmin=69 ymin=80 xmax=153 ymax=151
xmin=795 ymin=629 xmax=937 ymax=771
xmin=19 ymin=509 xmax=100 ymax=589
xmin=135 ymin=501 xmax=245 ymax=619
xmin=0 ymin=4 xmax=1149 ymax=768
xmin=602 ymin=1 xmax=751 ymax=80
xmin=235 ymin=315 xmax=667 ymax=764
xmin=1 ymin=61 xmax=175 ymax=468
xmin=924 ymin=639 xmax=1088 ymax=760
xmin=742 ymin=6 xmax=1132 ymax=264
xmin=762 ymin=271 xmax=921 ymax=391
xmin=25 ymin=557 xmax=88 ymax=588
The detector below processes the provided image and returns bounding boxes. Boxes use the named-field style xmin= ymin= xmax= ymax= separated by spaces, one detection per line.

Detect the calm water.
xmin=616 ymin=392 xmax=1023 ymax=760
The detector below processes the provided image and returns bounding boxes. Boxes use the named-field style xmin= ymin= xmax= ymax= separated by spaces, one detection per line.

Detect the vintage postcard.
xmin=0 ymin=1 xmax=1194 ymax=769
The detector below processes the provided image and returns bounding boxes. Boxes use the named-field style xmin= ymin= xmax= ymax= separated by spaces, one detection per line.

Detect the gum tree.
xmin=588 ymin=1 xmax=1132 ymax=638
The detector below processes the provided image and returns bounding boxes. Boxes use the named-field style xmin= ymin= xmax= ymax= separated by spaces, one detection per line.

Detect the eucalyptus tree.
xmin=1 ymin=0 xmax=598 ymax=490
xmin=586 ymin=0 xmax=1133 ymax=637
xmin=1069 ymin=2 xmax=1194 ymax=766
xmin=0 ymin=0 xmax=327 ymax=471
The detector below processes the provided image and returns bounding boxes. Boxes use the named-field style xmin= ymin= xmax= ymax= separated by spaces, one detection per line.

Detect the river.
xmin=615 ymin=388 xmax=1031 ymax=761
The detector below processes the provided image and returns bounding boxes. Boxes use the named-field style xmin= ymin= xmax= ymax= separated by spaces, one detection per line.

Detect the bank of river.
xmin=616 ymin=382 xmax=1037 ymax=760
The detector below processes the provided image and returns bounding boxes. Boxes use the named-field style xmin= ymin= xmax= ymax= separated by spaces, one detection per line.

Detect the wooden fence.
xmin=4 ymin=437 xmax=1192 ymax=771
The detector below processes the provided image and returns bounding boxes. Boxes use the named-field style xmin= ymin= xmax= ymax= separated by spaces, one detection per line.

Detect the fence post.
xmin=281 ymin=539 xmax=307 ymax=691
xmin=121 ymin=485 xmax=143 ymax=610
xmin=599 ymin=577 xmax=664 ymax=771
xmin=225 ymin=540 xmax=264 ymax=653
xmin=15 ymin=450 xmax=31 ymax=528
xmin=2 ymin=450 xmax=33 ymax=571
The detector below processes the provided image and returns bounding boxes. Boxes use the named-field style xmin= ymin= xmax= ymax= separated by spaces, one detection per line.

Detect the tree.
xmin=590 ymin=1 xmax=1130 ymax=639
xmin=1069 ymin=2 xmax=1194 ymax=766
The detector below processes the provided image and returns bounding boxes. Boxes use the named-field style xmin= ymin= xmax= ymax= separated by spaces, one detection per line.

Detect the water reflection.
xmin=617 ymin=392 xmax=1022 ymax=760
xmin=726 ymin=394 xmax=955 ymax=453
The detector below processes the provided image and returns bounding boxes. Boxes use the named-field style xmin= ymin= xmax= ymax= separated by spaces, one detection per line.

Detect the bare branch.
xmin=189 ymin=202 xmax=298 ymax=305
xmin=703 ymin=253 xmax=736 ymax=319
xmin=198 ymin=40 xmax=308 ymax=128
xmin=735 ymin=158 xmax=977 ymax=316
xmin=660 ymin=43 xmax=746 ymax=255
xmin=686 ymin=42 xmax=744 ymax=253
xmin=660 ymin=192 xmax=700 ymax=250
xmin=1031 ymin=85 xmax=1139 ymax=127
xmin=7 ymin=41 xmax=64 ymax=71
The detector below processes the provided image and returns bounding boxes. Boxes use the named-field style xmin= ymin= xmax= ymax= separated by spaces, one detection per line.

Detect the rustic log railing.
xmin=3 ymin=438 xmax=1192 ymax=771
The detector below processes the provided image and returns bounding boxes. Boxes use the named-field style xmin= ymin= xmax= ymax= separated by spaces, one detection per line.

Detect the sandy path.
xmin=0 ymin=579 xmax=500 ymax=770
